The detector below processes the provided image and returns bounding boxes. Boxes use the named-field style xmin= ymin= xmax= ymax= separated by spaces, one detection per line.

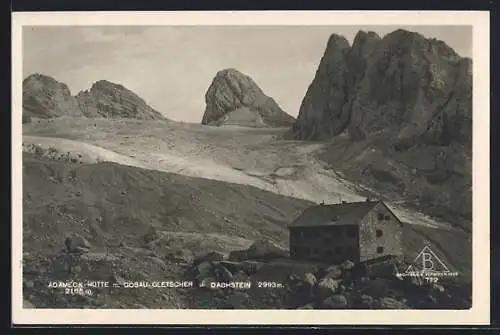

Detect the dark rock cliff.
xmin=290 ymin=29 xmax=472 ymax=228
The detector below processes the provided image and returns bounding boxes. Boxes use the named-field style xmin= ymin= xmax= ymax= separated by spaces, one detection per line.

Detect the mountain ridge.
xmin=23 ymin=73 xmax=166 ymax=121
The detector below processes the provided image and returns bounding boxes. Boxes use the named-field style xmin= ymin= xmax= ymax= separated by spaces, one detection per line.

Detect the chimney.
xmin=366 ymin=197 xmax=371 ymax=202
xmin=341 ymin=200 xmax=347 ymax=204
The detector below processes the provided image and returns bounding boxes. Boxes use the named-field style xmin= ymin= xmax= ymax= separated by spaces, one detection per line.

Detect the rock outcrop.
xmin=22 ymin=74 xmax=166 ymax=120
xmin=186 ymin=253 xmax=471 ymax=309
xmin=23 ymin=74 xmax=83 ymax=118
xmin=75 ymin=80 xmax=165 ymax=120
xmin=290 ymin=29 xmax=472 ymax=226
xmin=202 ymin=68 xmax=295 ymax=127
xmin=292 ymin=29 xmax=471 ymax=143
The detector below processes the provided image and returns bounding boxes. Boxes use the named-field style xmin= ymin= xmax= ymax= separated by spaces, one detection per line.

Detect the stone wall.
xmin=358 ymin=203 xmax=404 ymax=262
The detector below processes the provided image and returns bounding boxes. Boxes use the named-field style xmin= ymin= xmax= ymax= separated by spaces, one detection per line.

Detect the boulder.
xmin=324 ymin=265 xmax=343 ymax=279
xmin=303 ymin=273 xmax=318 ymax=287
xmin=288 ymin=272 xmax=317 ymax=288
xmin=432 ymin=283 xmax=445 ymax=293
xmin=288 ymin=272 xmax=317 ymax=303
xmin=64 ymin=234 xmax=92 ymax=253
xmin=315 ymin=277 xmax=340 ymax=301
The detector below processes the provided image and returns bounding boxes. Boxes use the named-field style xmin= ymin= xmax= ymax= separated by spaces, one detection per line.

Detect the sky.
xmin=22 ymin=25 xmax=472 ymax=123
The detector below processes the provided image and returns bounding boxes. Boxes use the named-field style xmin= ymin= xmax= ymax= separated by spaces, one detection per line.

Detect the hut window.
xmin=384 ymin=215 xmax=390 ymax=220
xmin=377 ymin=213 xmax=384 ymax=220
xmin=377 ymin=246 xmax=384 ymax=254
xmin=376 ymin=229 xmax=383 ymax=237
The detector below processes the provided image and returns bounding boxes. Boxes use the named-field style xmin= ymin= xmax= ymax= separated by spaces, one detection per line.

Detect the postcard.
xmin=12 ymin=10 xmax=490 ymax=325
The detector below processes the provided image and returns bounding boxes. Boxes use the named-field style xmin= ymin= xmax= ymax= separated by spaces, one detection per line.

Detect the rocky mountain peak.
xmin=351 ymin=31 xmax=381 ymax=57
xmin=24 ymin=73 xmax=60 ymax=85
xmin=202 ymin=68 xmax=295 ymax=127
xmin=290 ymin=28 xmax=472 ymax=223
xmin=90 ymin=80 xmax=126 ymax=92
xmin=293 ymin=28 xmax=471 ymax=142
xmin=325 ymin=33 xmax=351 ymax=53
xmin=23 ymin=74 xmax=82 ymax=118
xmin=75 ymin=80 xmax=165 ymax=120
xmin=23 ymin=74 xmax=166 ymax=121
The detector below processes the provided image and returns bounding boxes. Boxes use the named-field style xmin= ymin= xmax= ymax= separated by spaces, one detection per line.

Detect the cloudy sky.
xmin=23 ymin=25 xmax=472 ymax=123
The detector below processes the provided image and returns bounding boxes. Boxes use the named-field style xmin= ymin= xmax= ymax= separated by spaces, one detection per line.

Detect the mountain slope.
xmin=22 ymin=152 xmax=471 ymax=309
xmin=202 ymin=68 xmax=295 ymax=127
xmin=288 ymin=29 xmax=472 ymax=227
xmin=22 ymin=152 xmax=312 ymax=255
xmin=22 ymin=74 xmax=166 ymax=120
xmin=23 ymin=117 xmax=460 ymax=231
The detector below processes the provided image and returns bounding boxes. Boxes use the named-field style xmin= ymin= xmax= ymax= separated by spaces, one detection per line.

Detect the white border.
xmin=11 ymin=10 xmax=490 ymax=325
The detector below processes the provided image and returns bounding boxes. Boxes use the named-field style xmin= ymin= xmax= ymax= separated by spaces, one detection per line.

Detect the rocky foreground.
xmin=24 ymin=236 xmax=471 ymax=309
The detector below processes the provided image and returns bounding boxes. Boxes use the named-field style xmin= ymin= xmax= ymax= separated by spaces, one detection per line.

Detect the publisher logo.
xmin=396 ymin=245 xmax=459 ymax=282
